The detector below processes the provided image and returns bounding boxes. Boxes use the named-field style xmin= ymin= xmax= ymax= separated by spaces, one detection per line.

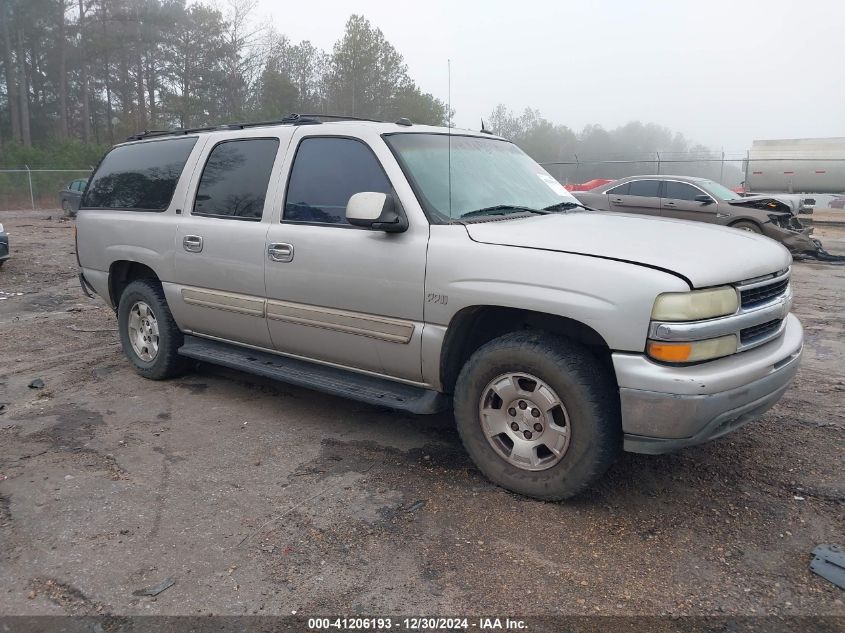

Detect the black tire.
xmin=453 ymin=331 xmax=621 ymax=500
xmin=117 ymin=279 xmax=189 ymax=380
xmin=731 ymin=220 xmax=762 ymax=234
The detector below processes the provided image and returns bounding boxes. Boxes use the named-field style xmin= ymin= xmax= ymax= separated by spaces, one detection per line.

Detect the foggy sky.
xmin=252 ymin=0 xmax=845 ymax=154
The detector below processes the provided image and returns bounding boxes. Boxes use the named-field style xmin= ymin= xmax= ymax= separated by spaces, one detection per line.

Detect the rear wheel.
xmin=731 ymin=220 xmax=762 ymax=233
xmin=117 ymin=279 xmax=189 ymax=380
xmin=453 ymin=331 xmax=621 ymax=500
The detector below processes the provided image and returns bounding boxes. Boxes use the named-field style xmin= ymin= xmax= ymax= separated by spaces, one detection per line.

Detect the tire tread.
xmin=453 ymin=331 xmax=620 ymax=500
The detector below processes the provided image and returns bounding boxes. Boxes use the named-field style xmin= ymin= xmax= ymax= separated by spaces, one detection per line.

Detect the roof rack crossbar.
xmin=295 ymin=113 xmax=384 ymax=122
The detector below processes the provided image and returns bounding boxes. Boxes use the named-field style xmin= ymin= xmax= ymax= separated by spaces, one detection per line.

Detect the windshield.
xmin=700 ymin=179 xmax=741 ymax=201
xmin=384 ymin=133 xmax=579 ymax=222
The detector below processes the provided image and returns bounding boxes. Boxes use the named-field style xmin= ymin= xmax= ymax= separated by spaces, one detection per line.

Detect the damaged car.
xmin=573 ymin=175 xmax=820 ymax=255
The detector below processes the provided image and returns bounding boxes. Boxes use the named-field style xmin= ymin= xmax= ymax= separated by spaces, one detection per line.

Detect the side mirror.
xmin=694 ymin=194 xmax=714 ymax=205
xmin=346 ymin=192 xmax=407 ymax=233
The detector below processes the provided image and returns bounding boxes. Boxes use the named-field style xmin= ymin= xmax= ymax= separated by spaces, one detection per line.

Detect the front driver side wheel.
xmin=453 ymin=331 xmax=621 ymax=500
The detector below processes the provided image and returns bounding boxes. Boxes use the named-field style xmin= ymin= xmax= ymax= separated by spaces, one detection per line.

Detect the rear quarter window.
xmin=82 ymin=137 xmax=198 ymax=211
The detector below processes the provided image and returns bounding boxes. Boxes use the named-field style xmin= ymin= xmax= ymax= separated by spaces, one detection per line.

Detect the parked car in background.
xmin=573 ymin=175 xmax=819 ymax=254
xmin=829 ymin=195 xmax=845 ymax=209
xmin=59 ymin=178 xmax=88 ymax=216
xmin=0 ymin=223 xmax=9 ymax=267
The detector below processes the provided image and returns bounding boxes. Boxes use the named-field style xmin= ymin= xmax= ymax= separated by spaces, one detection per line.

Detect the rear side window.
xmin=627 ymin=180 xmax=660 ymax=197
xmin=193 ymin=139 xmax=279 ymax=220
xmin=284 ymin=137 xmax=392 ymax=225
xmin=664 ymin=181 xmax=704 ymax=201
xmin=606 ymin=183 xmax=629 ymax=195
xmin=82 ymin=137 xmax=197 ymax=211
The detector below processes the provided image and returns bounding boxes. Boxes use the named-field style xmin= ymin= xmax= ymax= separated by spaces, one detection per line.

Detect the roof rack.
xmin=125 ymin=113 xmax=386 ymax=141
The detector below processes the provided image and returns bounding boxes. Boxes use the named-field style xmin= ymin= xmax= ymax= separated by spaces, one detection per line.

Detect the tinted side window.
xmin=193 ymin=139 xmax=279 ymax=220
xmin=606 ymin=183 xmax=629 ymax=195
xmin=664 ymin=181 xmax=705 ymax=202
xmin=284 ymin=137 xmax=391 ymax=225
xmin=627 ymin=180 xmax=660 ymax=197
xmin=82 ymin=138 xmax=197 ymax=211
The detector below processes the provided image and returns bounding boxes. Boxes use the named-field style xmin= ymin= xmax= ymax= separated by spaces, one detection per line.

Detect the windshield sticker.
xmin=537 ymin=173 xmax=569 ymax=196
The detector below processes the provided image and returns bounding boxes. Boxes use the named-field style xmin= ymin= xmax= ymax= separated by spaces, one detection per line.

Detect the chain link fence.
xmin=539 ymin=153 xmax=845 ymax=197
xmin=540 ymin=156 xmax=744 ymax=188
xmin=0 ymin=168 xmax=93 ymax=211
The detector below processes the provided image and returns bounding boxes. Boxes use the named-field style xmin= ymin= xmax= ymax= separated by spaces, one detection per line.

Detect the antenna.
xmin=448 ymin=59 xmax=452 ymax=220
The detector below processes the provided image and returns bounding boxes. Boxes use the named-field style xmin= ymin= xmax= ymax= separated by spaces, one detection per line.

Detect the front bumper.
xmin=615 ymin=313 xmax=803 ymax=454
xmin=763 ymin=221 xmax=818 ymax=254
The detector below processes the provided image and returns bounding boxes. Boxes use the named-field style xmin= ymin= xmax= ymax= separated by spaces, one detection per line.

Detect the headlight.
xmin=647 ymin=335 xmax=738 ymax=363
xmin=651 ymin=286 xmax=738 ymax=322
xmin=0 ymin=223 xmax=4 ymax=233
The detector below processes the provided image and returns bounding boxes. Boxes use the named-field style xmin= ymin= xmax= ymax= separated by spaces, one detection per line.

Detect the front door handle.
xmin=664 ymin=201 xmax=676 ymax=206
xmin=183 ymin=235 xmax=203 ymax=252
xmin=268 ymin=242 xmax=294 ymax=263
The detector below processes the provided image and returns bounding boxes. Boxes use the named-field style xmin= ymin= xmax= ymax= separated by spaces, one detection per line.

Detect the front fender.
xmin=422 ymin=225 xmax=689 ymax=375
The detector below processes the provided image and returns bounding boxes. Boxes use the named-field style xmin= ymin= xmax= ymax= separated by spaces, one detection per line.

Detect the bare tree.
xmin=0 ymin=0 xmax=22 ymax=143
xmin=78 ymin=0 xmax=91 ymax=143
xmin=57 ymin=0 xmax=68 ymax=138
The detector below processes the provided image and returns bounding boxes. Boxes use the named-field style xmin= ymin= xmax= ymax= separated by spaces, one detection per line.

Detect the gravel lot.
xmin=0 ymin=211 xmax=843 ymax=618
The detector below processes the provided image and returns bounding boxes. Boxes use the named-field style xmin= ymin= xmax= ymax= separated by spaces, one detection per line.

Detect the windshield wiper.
xmin=542 ymin=201 xmax=594 ymax=212
xmin=460 ymin=205 xmax=549 ymax=219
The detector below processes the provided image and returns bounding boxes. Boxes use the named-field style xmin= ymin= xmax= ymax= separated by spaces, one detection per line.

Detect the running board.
xmin=178 ymin=336 xmax=450 ymax=415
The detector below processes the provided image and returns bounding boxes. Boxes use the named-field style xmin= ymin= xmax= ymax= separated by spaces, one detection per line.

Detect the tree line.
xmin=0 ymin=0 xmax=448 ymax=160
xmin=1 ymin=0 xmax=738 ymax=187
xmin=487 ymin=106 xmax=744 ymax=186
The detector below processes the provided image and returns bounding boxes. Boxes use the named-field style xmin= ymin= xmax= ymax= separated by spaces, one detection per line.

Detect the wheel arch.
xmin=728 ymin=217 xmax=763 ymax=231
xmin=439 ymin=305 xmax=614 ymax=394
xmin=108 ymin=260 xmax=161 ymax=309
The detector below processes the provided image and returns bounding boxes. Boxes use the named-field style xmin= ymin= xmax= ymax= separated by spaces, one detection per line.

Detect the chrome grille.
xmin=740 ymin=319 xmax=783 ymax=345
xmin=740 ymin=276 xmax=789 ymax=309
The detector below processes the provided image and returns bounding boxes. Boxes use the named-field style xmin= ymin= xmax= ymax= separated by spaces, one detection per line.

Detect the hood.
xmin=728 ymin=195 xmax=798 ymax=215
xmin=464 ymin=212 xmax=792 ymax=288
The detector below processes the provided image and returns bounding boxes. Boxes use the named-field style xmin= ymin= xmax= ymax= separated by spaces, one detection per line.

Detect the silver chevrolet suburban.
xmin=75 ymin=115 xmax=803 ymax=500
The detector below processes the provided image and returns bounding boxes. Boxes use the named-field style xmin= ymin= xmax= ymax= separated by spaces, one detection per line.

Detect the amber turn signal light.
xmin=647 ymin=341 xmax=693 ymax=362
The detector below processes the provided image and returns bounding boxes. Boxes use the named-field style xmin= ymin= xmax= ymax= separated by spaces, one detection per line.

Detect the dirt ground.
xmin=0 ymin=210 xmax=843 ymax=619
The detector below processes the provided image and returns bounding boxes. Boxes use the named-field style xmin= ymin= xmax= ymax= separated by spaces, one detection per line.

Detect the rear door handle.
xmin=664 ymin=201 xmax=676 ymax=206
xmin=183 ymin=235 xmax=203 ymax=252
xmin=610 ymin=197 xmax=624 ymax=204
xmin=268 ymin=242 xmax=294 ymax=263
